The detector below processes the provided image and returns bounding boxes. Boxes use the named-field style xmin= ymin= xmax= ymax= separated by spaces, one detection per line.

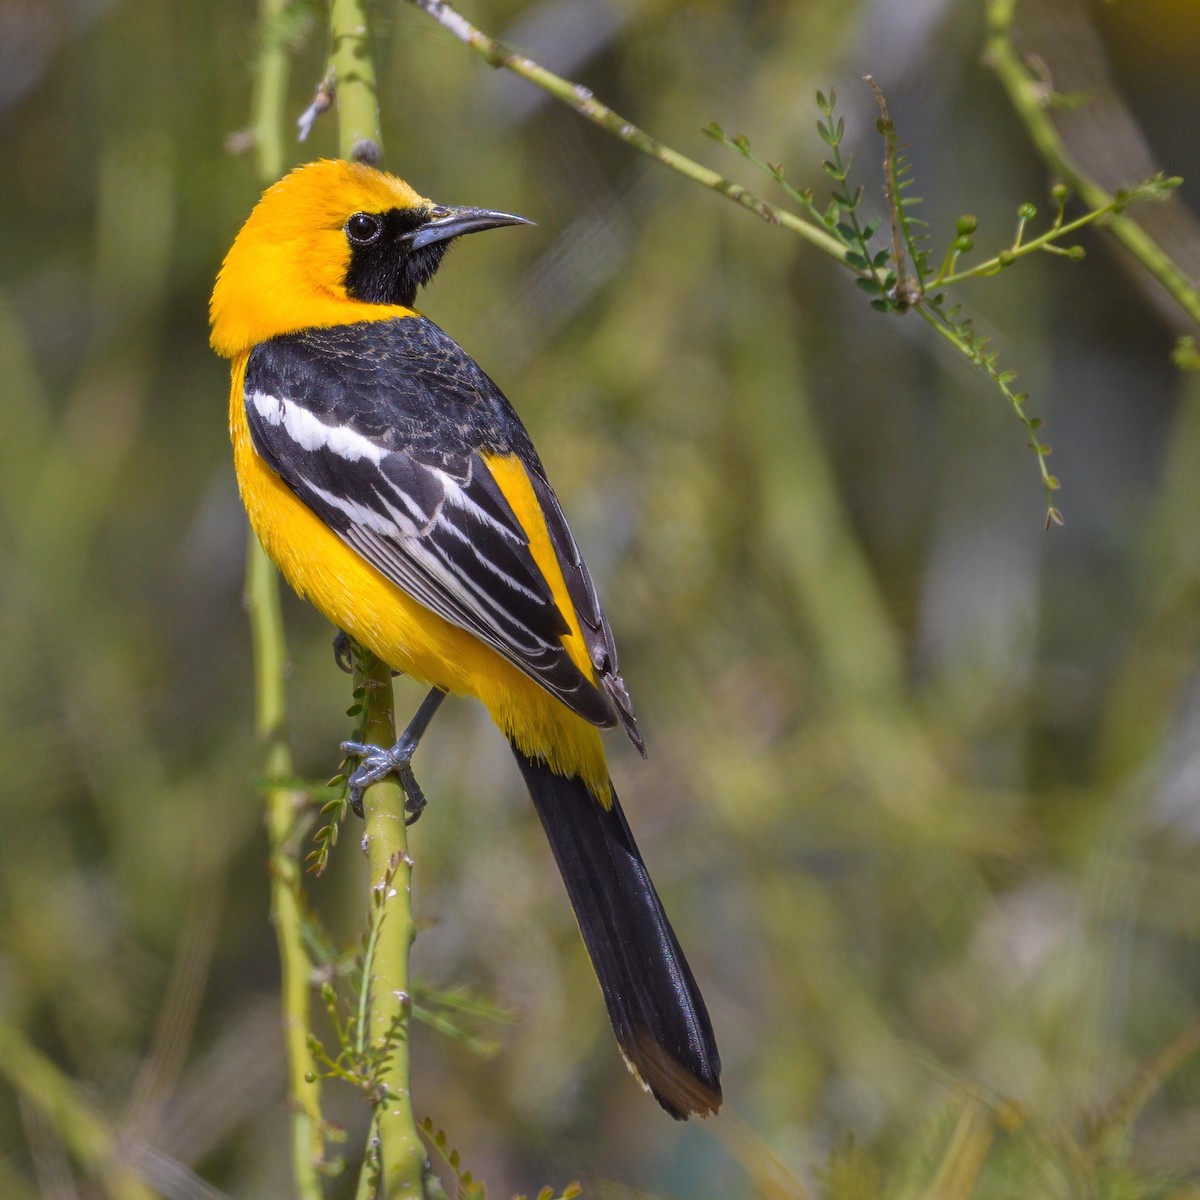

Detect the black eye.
xmin=346 ymin=212 xmax=382 ymax=245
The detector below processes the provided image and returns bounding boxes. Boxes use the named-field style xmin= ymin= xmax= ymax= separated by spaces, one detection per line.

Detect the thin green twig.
xmin=331 ymin=0 xmax=383 ymax=164
xmin=866 ymin=83 xmax=1066 ymax=524
xmin=248 ymin=0 xmax=328 ymax=1193
xmin=985 ymin=0 xmax=1200 ymax=326
xmin=399 ymin=0 xmax=846 ymax=261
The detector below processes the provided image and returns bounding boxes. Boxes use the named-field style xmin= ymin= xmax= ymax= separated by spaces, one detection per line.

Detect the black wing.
xmin=243 ymin=317 xmax=640 ymax=743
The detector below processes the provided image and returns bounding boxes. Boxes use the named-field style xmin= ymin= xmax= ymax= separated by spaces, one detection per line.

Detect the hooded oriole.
xmin=210 ymin=160 xmax=721 ymax=1118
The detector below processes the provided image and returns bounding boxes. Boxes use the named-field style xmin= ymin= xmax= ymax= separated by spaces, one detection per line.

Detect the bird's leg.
xmin=342 ymin=686 xmax=447 ymax=823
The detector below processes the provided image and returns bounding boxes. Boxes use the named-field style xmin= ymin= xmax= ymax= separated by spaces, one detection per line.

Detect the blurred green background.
xmin=3 ymin=0 xmax=1200 ymax=1195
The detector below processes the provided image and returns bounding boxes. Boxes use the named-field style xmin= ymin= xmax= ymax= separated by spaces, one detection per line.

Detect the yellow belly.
xmin=228 ymin=355 xmax=610 ymax=799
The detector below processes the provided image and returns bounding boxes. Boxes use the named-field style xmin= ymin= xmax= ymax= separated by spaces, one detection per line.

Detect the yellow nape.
xmin=210 ymin=160 xmax=428 ymax=358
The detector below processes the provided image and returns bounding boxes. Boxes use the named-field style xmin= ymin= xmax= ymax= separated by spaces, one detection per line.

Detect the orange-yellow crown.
xmin=210 ymin=160 xmax=429 ymax=358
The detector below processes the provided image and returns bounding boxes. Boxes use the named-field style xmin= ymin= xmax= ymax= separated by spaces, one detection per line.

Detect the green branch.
xmin=328 ymin=7 xmax=428 ymax=1195
xmin=399 ymin=0 xmax=846 ymax=261
xmin=248 ymin=1 xmax=328 ymax=1195
xmin=331 ymin=0 xmax=383 ymax=164
xmin=251 ymin=0 xmax=290 ymax=181
xmin=351 ymin=655 xmax=427 ymax=1200
xmin=984 ymin=0 xmax=1200 ymax=327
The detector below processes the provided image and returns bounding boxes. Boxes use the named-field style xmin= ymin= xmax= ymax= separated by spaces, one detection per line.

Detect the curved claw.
xmin=341 ymin=739 xmax=428 ymax=824
xmin=339 ymin=688 xmax=446 ymax=821
xmin=332 ymin=631 xmax=355 ymax=674
xmin=332 ymin=631 xmax=400 ymax=677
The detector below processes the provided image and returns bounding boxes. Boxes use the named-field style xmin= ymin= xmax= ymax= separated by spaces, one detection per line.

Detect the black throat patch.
xmin=342 ymin=207 xmax=450 ymax=308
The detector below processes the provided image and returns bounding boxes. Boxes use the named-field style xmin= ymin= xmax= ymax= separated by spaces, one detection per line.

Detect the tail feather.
xmin=511 ymin=746 xmax=722 ymax=1119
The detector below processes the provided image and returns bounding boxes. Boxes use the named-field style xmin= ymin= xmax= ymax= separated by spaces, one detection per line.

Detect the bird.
xmin=209 ymin=159 xmax=721 ymax=1118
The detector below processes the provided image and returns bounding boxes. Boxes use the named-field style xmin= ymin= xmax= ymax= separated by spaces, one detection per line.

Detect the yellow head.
xmin=210 ymin=159 xmax=530 ymax=358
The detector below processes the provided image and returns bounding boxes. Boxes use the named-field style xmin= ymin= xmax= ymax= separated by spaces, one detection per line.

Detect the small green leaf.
xmin=702 ymin=121 xmax=725 ymax=140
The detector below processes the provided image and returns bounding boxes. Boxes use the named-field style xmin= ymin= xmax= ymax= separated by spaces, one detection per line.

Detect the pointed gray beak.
xmin=406 ymin=205 xmax=534 ymax=250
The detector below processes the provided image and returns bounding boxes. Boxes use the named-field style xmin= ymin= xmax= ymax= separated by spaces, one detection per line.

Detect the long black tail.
xmin=511 ymin=746 xmax=722 ymax=1118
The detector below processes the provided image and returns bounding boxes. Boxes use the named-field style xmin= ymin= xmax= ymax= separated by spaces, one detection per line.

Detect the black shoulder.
xmin=244 ymin=317 xmax=525 ymax=464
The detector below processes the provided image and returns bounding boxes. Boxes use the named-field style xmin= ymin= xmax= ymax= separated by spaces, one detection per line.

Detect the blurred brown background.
xmin=2 ymin=0 xmax=1200 ymax=1195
